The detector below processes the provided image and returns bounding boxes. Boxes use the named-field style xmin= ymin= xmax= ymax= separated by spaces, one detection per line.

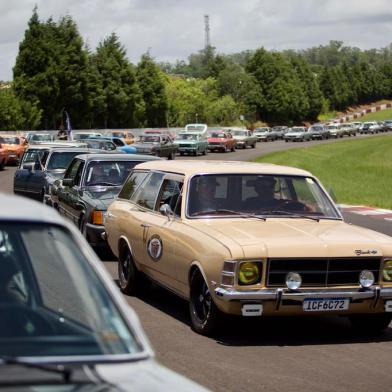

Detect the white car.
xmin=284 ymin=127 xmax=312 ymax=142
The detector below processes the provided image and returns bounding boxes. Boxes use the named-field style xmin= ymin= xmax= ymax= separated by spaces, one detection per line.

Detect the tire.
xmin=349 ymin=314 xmax=392 ymax=334
xmin=180 ymin=152 xmax=184 ymax=156
xmin=118 ymin=247 xmax=143 ymax=295
xmin=251 ymin=143 xmax=256 ymax=148
xmin=189 ymin=269 xmax=221 ymax=336
xmin=202 ymin=148 xmax=207 ymax=156
xmin=231 ymin=146 xmax=235 ymax=152
xmin=168 ymin=151 xmax=175 ymax=160
xmin=225 ymin=145 xmax=230 ymax=153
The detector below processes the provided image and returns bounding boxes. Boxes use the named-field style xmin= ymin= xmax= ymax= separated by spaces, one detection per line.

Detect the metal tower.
xmin=204 ymin=14 xmax=211 ymax=49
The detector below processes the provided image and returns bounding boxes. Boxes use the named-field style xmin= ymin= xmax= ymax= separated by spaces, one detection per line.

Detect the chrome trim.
xmin=215 ymin=286 xmax=392 ymax=303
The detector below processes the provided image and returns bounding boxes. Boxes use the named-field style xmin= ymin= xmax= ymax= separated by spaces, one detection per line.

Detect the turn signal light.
xmin=92 ymin=210 xmax=104 ymax=225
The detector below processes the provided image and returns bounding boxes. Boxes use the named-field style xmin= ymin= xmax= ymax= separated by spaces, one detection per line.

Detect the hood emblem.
xmin=354 ymin=249 xmax=378 ymax=256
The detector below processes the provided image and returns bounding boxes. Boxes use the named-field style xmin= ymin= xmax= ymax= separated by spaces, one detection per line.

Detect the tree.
xmin=137 ymin=54 xmax=168 ymax=127
xmin=90 ymin=33 xmax=144 ymax=128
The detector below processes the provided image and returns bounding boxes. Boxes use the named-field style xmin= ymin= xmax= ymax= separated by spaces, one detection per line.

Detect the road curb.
xmin=339 ymin=204 xmax=392 ymax=222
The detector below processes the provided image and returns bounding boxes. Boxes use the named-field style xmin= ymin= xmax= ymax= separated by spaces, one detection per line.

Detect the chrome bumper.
xmin=215 ymin=286 xmax=392 ymax=304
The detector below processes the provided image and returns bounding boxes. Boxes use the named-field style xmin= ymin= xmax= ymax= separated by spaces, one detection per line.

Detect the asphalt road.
xmin=2 ymin=136 xmax=392 ymax=392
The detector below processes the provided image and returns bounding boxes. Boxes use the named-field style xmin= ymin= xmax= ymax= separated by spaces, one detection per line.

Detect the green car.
xmin=174 ymin=132 xmax=209 ymax=156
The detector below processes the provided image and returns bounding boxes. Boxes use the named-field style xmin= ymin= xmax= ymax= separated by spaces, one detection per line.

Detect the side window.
xmin=118 ymin=170 xmax=149 ymax=199
xmin=131 ymin=172 xmax=165 ymax=210
xmin=64 ymin=159 xmax=83 ymax=180
xmin=156 ymin=179 xmax=184 ymax=217
xmin=74 ymin=162 xmax=85 ymax=186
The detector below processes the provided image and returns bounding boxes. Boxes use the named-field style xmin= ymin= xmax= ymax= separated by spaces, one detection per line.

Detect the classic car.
xmin=72 ymin=131 xmax=103 ymax=141
xmin=0 ymin=143 xmax=10 ymax=170
xmin=359 ymin=121 xmax=381 ymax=134
xmin=230 ymin=129 xmax=257 ymax=149
xmin=88 ymin=136 xmax=137 ymax=154
xmin=271 ymin=126 xmax=289 ymax=139
xmin=0 ymin=134 xmax=27 ymax=164
xmin=284 ymin=127 xmax=312 ymax=142
xmin=105 ymin=160 xmax=392 ymax=336
xmin=53 ymin=153 xmax=161 ymax=248
xmin=105 ymin=130 xmax=136 ymax=144
xmin=0 ymin=193 xmax=205 ymax=391
xmin=131 ymin=134 xmax=178 ymax=159
xmin=325 ymin=124 xmax=342 ymax=138
xmin=383 ymin=120 xmax=392 ymax=131
xmin=25 ymin=132 xmax=56 ymax=144
xmin=207 ymin=130 xmax=236 ymax=152
xmin=308 ymin=124 xmax=330 ymax=140
xmin=253 ymin=127 xmax=277 ymax=142
xmin=174 ymin=132 xmax=209 ymax=156
xmin=14 ymin=147 xmax=94 ymax=202
xmin=85 ymin=138 xmax=119 ymax=151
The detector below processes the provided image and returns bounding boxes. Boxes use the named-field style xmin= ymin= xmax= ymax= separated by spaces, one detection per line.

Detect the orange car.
xmin=0 ymin=134 xmax=27 ymax=164
xmin=105 ymin=130 xmax=135 ymax=145
xmin=0 ymin=143 xmax=10 ymax=170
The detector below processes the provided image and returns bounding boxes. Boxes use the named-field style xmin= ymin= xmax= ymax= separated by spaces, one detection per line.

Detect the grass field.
xmin=253 ymin=135 xmax=392 ymax=209
xmin=357 ymin=107 xmax=392 ymax=122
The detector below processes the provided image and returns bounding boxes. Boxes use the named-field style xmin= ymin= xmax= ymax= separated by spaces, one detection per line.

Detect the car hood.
xmin=133 ymin=143 xmax=157 ymax=150
xmin=175 ymin=140 xmax=198 ymax=144
xmin=233 ymin=135 xmax=247 ymax=140
xmin=190 ymin=219 xmax=392 ymax=259
xmin=84 ymin=186 xmax=122 ymax=209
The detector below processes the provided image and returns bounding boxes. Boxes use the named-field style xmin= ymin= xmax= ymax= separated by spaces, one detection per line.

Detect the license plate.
xmin=303 ymin=298 xmax=349 ymax=312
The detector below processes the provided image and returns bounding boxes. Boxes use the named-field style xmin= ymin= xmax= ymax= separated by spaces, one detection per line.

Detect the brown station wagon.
xmin=105 ymin=161 xmax=392 ymax=335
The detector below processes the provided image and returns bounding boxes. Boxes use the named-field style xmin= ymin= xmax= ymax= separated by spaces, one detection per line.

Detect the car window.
xmin=118 ymin=170 xmax=149 ymax=199
xmin=46 ymin=151 xmax=86 ymax=170
xmin=156 ymin=178 xmax=184 ymax=217
xmin=64 ymin=158 xmax=84 ymax=180
xmin=131 ymin=172 xmax=165 ymax=210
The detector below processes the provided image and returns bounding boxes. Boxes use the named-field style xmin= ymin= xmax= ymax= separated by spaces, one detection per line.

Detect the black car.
xmin=53 ymin=153 xmax=161 ymax=248
xmin=132 ymin=134 xmax=178 ymax=159
xmin=14 ymin=147 xmax=95 ymax=202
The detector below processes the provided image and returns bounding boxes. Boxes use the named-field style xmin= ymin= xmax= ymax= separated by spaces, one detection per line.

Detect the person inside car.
xmin=190 ymin=176 xmax=225 ymax=215
xmin=245 ymin=176 xmax=281 ymax=211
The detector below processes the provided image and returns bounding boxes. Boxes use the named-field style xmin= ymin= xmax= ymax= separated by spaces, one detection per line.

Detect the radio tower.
xmin=204 ymin=14 xmax=211 ymax=49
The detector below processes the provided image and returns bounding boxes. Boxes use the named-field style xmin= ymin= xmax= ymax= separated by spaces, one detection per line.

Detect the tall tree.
xmin=137 ymin=54 xmax=168 ymax=127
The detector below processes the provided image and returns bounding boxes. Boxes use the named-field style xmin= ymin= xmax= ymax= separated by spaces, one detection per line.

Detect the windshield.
xmin=84 ymin=160 xmax=139 ymax=186
xmin=21 ymin=149 xmax=50 ymax=167
xmin=291 ymin=127 xmax=305 ymax=132
xmin=0 ymin=223 xmax=141 ymax=358
xmin=28 ymin=134 xmax=53 ymax=142
xmin=0 ymin=137 xmax=20 ymax=145
xmin=46 ymin=151 xmax=86 ymax=170
xmin=255 ymin=128 xmax=269 ymax=133
xmin=139 ymin=135 xmax=160 ymax=143
xmin=310 ymin=126 xmax=323 ymax=132
xmin=186 ymin=125 xmax=204 ymax=131
xmin=75 ymin=133 xmax=100 ymax=140
xmin=187 ymin=174 xmax=340 ymax=219
xmin=209 ymin=132 xmax=226 ymax=138
xmin=232 ymin=130 xmax=247 ymax=136
xmin=178 ymin=134 xmax=197 ymax=141
xmin=327 ymin=125 xmax=338 ymax=130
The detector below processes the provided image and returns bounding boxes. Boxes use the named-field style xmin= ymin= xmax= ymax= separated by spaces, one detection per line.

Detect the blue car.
xmin=88 ymin=136 xmax=137 ymax=154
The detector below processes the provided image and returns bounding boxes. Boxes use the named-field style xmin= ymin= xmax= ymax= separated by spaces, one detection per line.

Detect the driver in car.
xmin=245 ymin=176 xmax=281 ymax=211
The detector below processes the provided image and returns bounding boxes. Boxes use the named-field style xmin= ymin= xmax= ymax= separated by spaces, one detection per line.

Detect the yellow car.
xmin=105 ymin=161 xmax=392 ymax=335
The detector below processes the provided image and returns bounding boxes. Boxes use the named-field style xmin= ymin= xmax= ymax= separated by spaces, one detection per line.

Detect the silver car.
xmin=284 ymin=127 xmax=312 ymax=142
xmin=0 ymin=194 xmax=207 ymax=391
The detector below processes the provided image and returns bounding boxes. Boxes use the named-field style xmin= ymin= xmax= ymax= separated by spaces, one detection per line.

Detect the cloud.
xmin=1 ymin=0 xmax=391 ymax=80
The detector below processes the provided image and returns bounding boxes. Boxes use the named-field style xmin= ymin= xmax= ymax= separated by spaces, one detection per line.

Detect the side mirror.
xmin=62 ymin=178 xmax=74 ymax=187
xmin=23 ymin=162 xmax=35 ymax=172
xmin=159 ymin=204 xmax=173 ymax=219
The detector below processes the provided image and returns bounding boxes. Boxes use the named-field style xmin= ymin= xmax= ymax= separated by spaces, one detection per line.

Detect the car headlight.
xmin=285 ymin=272 xmax=302 ymax=290
xmin=383 ymin=260 xmax=392 ymax=281
xmin=238 ymin=262 xmax=261 ymax=285
xmin=359 ymin=270 xmax=375 ymax=288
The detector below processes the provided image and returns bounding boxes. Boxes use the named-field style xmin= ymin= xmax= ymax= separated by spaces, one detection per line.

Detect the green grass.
xmin=357 ymin=107 xmax=392 ymax=122
xmin=253 ymin=135 xmax=392 ymax=209
xmin=318 ymin=111 xmax=337 ymax=122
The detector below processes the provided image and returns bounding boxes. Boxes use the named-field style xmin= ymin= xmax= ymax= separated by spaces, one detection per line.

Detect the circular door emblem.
xmin=147 ymin=235 xmax=163 ymax=261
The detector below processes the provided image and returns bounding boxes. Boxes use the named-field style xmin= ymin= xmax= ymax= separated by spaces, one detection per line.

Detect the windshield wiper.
xmin=88 ymin=182 xmax=119 ymax=186
xmin=0 ymin=356 xmax=72 ymax=383
xmin=193 ymin=209 xmax=266 ymax=221
xmin=264 ymin=209 xmax=320 ymax=222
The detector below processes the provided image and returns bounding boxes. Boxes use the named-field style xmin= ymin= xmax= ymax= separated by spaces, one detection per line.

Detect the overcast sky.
xmin=1 ymin=0 xmax=392 ymax=81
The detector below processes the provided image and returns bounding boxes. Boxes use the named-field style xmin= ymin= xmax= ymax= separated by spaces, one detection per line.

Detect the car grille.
xmin=267 ymin=257 xmax=381 ymax=287
xmin=179 ymin=144 xmax=192 ymax=148
xmin=209 ymin=142 xmax=222 ymax=146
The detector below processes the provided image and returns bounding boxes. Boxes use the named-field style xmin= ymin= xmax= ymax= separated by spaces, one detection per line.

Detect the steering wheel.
xmin=0 ymin=303 xmax=55 ymax=337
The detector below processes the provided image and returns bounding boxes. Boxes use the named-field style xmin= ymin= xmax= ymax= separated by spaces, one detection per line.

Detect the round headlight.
xmin=238 ymin=262 xmax=260 ymax=285
xmin=383 ymin=260 xmax=392 ymax=281
xmin=285 ymin=272 xmax=302 ymax=290
xmin=359 ymin=270 xmax=375 ymax=288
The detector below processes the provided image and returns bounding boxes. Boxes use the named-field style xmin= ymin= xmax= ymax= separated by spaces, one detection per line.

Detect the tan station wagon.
xmin=105 ymin=161 xmax=392 ymax=335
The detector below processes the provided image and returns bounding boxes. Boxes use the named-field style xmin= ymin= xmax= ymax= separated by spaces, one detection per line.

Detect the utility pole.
xmin=204 ymin=14 xmax=210 ymax=49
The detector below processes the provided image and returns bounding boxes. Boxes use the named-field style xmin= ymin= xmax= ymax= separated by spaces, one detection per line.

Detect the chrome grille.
xmin=267 ymin=258 xmax=381 ymax=287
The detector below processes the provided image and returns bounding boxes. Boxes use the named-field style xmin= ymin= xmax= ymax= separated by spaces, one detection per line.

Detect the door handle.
xmin=141 ymin=223 xmax=151 ymax=228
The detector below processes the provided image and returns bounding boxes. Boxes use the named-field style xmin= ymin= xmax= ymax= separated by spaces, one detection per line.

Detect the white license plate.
xmin=303 ymin=298 xmax=349 ymax=312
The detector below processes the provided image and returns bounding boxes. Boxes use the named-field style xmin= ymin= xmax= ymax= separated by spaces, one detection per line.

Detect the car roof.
xmin=134 ymin=160 xmax=312 ymax=177
xmin=75 ymin=153 xmax=162 ymax=162
xmin=0 ymin=193 xmax=66 ymax=225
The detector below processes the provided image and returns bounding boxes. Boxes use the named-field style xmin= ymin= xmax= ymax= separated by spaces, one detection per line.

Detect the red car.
xmin=207 ymin=130 xmax=236 ymax=152
xmin=0 ymin=143 xmax=10 ymax=170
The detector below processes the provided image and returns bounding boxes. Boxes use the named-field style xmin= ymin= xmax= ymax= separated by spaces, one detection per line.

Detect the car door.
xmin=136 ymin=174 xmax=185 ymax=291
xmin=23 ymin=150 xmax=51 ymax=199
xmin=57 ymin=158 xmax=85 ymax=223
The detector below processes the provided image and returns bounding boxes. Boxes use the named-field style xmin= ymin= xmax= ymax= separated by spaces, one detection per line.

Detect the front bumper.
xmin=215 ymin=286 xmax=392 ymax=315
xmin=85 ymin=223 xmax=107 ymax=248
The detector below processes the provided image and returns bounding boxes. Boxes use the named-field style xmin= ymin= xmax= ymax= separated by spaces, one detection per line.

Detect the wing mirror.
xmin=159 ymin=204 xmax=174 ymax=219
xmin=62 ymin=178 xmax=74 ymax=187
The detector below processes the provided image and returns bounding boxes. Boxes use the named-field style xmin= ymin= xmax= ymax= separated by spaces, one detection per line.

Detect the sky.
xmin=1 ymin=0 xmax=392 ymax=81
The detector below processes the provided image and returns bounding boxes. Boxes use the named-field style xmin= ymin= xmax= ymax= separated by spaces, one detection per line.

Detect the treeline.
xmin=1 ymin=8 xmax=392 ymax=131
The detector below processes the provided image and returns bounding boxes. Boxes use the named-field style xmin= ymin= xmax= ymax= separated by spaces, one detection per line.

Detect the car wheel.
xmin=348 ymin=314 xmax=392 ymax=334
xmin=0 ymin=159 xmax=4 ymax=171
xmin=118 ymin=247 xmax=144 ymax=295
xmin=251 ymin=143 xmax=256 ymax=148
xmin=189 ymin=269 xmax=221 ymax=336
xmin=180 ymin=152 xmax=184 ymax=156
xmin=202 ymin=148 xmax=207 ymax=155
xmin=168 ymin=152 xmax=175 ymax=160
xmin=225 ymin=145 xmax=230 ymax=153
xmin=231 ymin=146 xmax=235 ymax=152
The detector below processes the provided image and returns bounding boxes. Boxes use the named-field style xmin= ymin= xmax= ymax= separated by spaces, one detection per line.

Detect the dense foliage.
xmin=3 ymin=8 xmax=392 ymax=130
